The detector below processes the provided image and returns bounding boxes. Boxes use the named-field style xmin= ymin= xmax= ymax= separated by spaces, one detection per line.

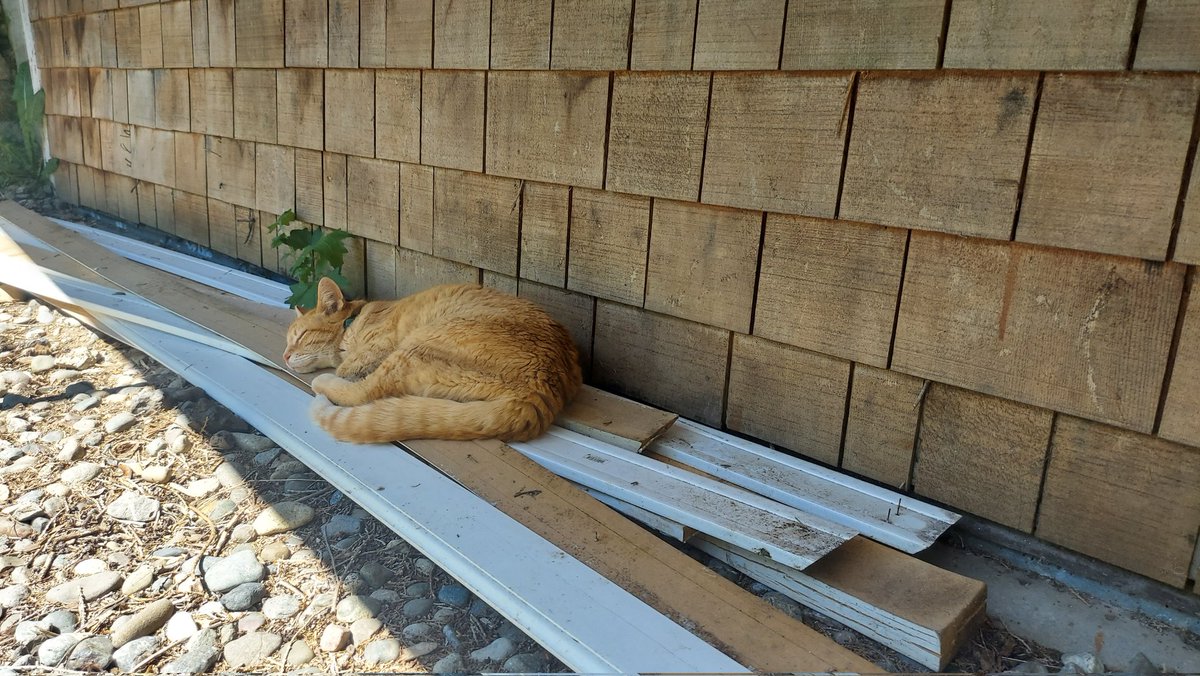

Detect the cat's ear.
xmin=317 ymin=277 xmax=345 ymax=315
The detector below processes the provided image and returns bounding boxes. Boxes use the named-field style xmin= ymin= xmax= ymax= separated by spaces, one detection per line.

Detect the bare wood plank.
xmin=81 ymin=118 xmax=102 ymax=168
xmin=190 ymin=0 xmax=210 ymax=66
xmin=421 ymin=70 xmax=485 ymax=172
xmin=207 ymin=0 xmax=236 ymax=67
xmin=285 ymin=0 xmax=328 ymax=66
xmin=1160 ymin=288 xmax=1200 ymax=446
xmin=567 ymin=188 xmax=650 ymax=306
xmin=364 ymin=238 xmax=397 ymax=298
xmin=154 ymin=184 xmax=175 ymax=233
xmin=126 ymin=68 xmax=156 ymax=127
xmin=328 ymin=0 xmax=359 ymax=67
xmin=189 ymin=68 xmax=233 ymax=137
xmin=206 ymin=197 xmax=238 ymax=257
xmin=556 ymin=385 xmax=677 ymax=452
xmin=607 ymin=72 xmax=708 ymax=202
xmin=385 ymin=0 xmax=432 ymax=67
xmin=323 ymin=152 xmax=348 ymax=230
xmin=375 ymin=70 xmax=420 ymax=163
xmin=486 ymin=72 xmax=609 ymax=188
xmin=173 ymin=189 xmax=210 ymax=246
xmin=359 ymin=0 xmax=387 ymax=65
xmin=432 ymin=168 xmax=521 ymax=275
xmin=174 ymin=132 xmax=207 ymax=195
xmin=395 ymin=247 xmax=479 ymax=298
xmin=47 ymin=115 xmax=85 ymax=165
xmin=630 ymin=0 xmax=697 ymax=70
xmin=840 ymin=72 xmax=1036 ymax=240
xmin=782 ymin=0 xmax=943 ymax=69
xmin=517 ymin=279 xmax=595 ymax=372
xmin=233 ymin=68 xmax=277 ymax=143
xmin=114 ymin=8 xmax=140 ymax=67
xmin=399 ymin=162 xmax=432 ymax=253
xmin=593 ymin=301 xmax=729 ymax=427
xmin=1176 ymin=162 xmax=1200 ymax=264
xmin=1016 ymin=74 xmax=1200 ymax=261
xmin=206 ymin=135 xmax=256 ymax=209
xmin=235 ymin=205 xmax=263 ymax=266
xmin=841 ymin=365 xmax=923 ymax=490
xmin=703 ymin=72 xmax=849 ymax=217
xmin=1037 ymin=415 xmax=1200 ymax=586
xmin=1134 ymin=0 xmax=1200 ymax=70
xmin=255 ymin=143 xmax=295 ymax=215
xmin=111 ymin=67 xmax=129 ymax=122
xmin=153 ymin=68 xmax=190 ymax=132
xmin=53 ymin=163 xmax=78 ymax=207
xmin=295 ymin=148 xmax=324 ymax=225
xmin=490 ymin=0 xmax=551 ymax=69
xmin=235 ymin=0 xmax=284 ymax=66
xmin=646 ymin=200 xmax=759 ymax=333
xmin=693 ymin=0 xmax=784 ymax=69
xmin=88 ymin=68 xmax=113 ymax=120
xmin=519 ymin=181 xmax=568 ymax=287
xmin=108 ymin=172 xmax=141 ymax=222
xmin=346 ymin=156 xmax=400 ymax=245
xmin=324 ymin=69 xmax=374 ymax=157
xmin=160 ymin=0 xmax=195 ymax=67
xmin=129 ymin=126 xmax=176 ymax=187
xmin=138 ymin=4 xmax=163 ymax=67
xmin=276 ymin=68 xmax=324 ymax=151
xmin=894 ymin=232 xmax=1184 ymax=434
xmin=551 ymin=0 xmax=631 ymax=69
xmin=482 ymin=270 xmax=518 ymax=295
xmin=754 ymin=215 xmax=906 ymax=368
xmin=433 ymin=0 xmax=489 ymax=68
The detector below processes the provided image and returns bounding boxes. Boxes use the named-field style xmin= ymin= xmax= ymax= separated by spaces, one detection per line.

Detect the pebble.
xmin=162 ymin=629 xmax=222 ymax=674
xmin=181 ymin=477 xmax=221 ymax=498
xmin=371 ymin=588 xmax=401 ymax=603
xmin=403 ymin=641 xmax=440 ymax=660
xmin=336 ymin=595 xmax=381 ymax=622
xmin=433 ymin=607 xmax=459 ymax=624
xmin=29 ymin=355 xmax=55 ymax=373
xmin=110 ymin=598 xmax=175 ymax=647
xmin=443 ymin=624 xmax=461 ymax=649
xmin=284 ymin=640 xmax=315 ymax=666
xmin=253 ymin=501 xmax=315 ymax=535
xmin=322 ymin=514 xmax=363 ymax=540
xmin=120 ymin=565 xmax=156 ymax=596
xmin=73 ymin=558 xmax=108 ymax=575
xmin=470 ymin=637 xmax=517 ymax=665
xmin=503 ymin=653 xmax=545 ymax=673
xmin=140 ymin=465 xmax=172 ymax=483
xmin=41 ymin=609 xmax=78 ymax=634
xmin=14 ymin=621 xmax=42 ymax=648
xmin=350 ymin=617 xmax=382 ymax=644
xmin=358 ymin=561 xmax=394 ymax=588
xmin=112 ymin=635 xmax=160 ymax=671
xmin=1062 ymin=653 xmax=1104 ymax=674
xmin=105 ymin=491 xmax=161 ymax=522
xmin=405 ymin=581 xmax=432 ymax=597
xmin=42 ymin=496 xmax=67 ymax=517
xmin=203 ymin=550 xmax=266 ymax=592
xmin=168 ymin=434 xmax=192 ymax=453
xmin=253 ymin=448 xmax=281 ymax=465
xmin=402 ymin=597 xmax=434 ymax=619
xmin=205 ymin=498 xmax=237 ymax=522
xmin=433 ymin=652 xmax=466 ymax=674
xmin=60 ymin=462 xmax=102 ymax=485
xmin=402 ymin=622 xmax=434 ymax=641
xmin=260 ymin=542 xmax=291 ymax=562
xmin=263 ymin=594 xmax=301 ymax=619
xmin=363 ymin=638 xmax=402 ymax=665
xmin=71 ymin=396 xmax=99 ymax=412
xmin=221 ymin=582 xmax=267 ymax=611
xmin=319 ymin=624 xmax=351 ymax=652
xmin=437 ymin=583 xmax=472 ymax=608
xmin=165 ymin=611 xmax=199 ymax=642
xmin=46 ymin=571 xmax=123 ymax=605
xmin=229 ymin=432 xmax=275 ymax=452
xmin=238 ymin=612 xmax=267 ymax=634
xmin=224 ymin=631 xmax=282 ymax=669
xmin=104 ymin=411 xmax=138 ymax=434
xmin=56 ymin=438 xmax=83 ymax=462
xmin=37 ymin=631 xmax=87 ymax=666
xmin=414 ymin=558 xmax=436 ymax=575
xmin=81 ymin=431 xmax=103 ymax=447
xmin=64 ymin=635 xmax=113 ymax=670
xmin=213 ymin=461 xmax=245 ymax=488
xmin=0 ymin=584 xmax=29 ymax=608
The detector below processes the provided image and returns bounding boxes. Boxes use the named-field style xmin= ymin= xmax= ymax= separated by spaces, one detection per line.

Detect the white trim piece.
xmin=581 ymin=486 xmax=695 ymax=542
xmin=651 ymin=420 xmax=959 ymax=553
xmin=50 ymin=217 xmax=291 ymax=308
xmin=511 ymin=427 xmax=855 ymax=570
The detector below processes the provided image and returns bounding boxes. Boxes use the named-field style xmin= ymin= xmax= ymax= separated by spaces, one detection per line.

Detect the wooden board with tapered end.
xmin=555 ymin=385 xmax=678 ymax=451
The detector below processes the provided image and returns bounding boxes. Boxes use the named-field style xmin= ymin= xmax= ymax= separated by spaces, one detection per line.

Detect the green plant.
xmin=266 ymin=209 xmax=352 ymax=309
xmin=0 ymin=62 xmax=58 ymax=190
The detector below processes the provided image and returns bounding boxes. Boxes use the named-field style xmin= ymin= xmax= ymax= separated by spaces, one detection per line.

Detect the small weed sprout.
xmin=266 ymin=209 xmax=352 ymax=309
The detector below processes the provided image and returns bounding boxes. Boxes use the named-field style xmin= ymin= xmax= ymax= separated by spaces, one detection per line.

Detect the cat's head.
xmin=282 ymin=277 xmax=364 ymax=373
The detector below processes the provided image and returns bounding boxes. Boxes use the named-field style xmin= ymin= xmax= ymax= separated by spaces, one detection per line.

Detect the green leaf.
xmin=287 ymin=280 xmax=319 ymax=309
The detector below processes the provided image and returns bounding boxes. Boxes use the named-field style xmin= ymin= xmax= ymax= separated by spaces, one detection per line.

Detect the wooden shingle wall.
xmin=32 ymin=0 xmax=1200 ymax=589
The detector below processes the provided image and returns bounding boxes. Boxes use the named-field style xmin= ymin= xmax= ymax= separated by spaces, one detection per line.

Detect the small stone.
xmin=224 ymin=631 xmax=282 ymax=669
xmin=121 ymin=565 xmax=156 ymax=596
xmin=1062 ymin=653 xmax=1104 ymax=674
xmin=165 ymin=611 xmax=199 ymax=642
xmin=153 ymin=546 xmax=187 ymax=560
xmin=105 ymin=491 xmax=160 ymax=522
xmin=213 ymin=461 xmax=245 ymax=487
xmin=61 ymin=461 xmax=102 ymax=484
xmin=231 ymin=523 xmax=258 ymax=543
xmin=402 ymin=597 xmax=434 ymax=619
xmin=81 ymin=431 xmax=102 ymax=447
xmin=322 ymin=514 xmax=362 ymax=540
xmin=41 ymin=609 xmax=77 ymax=634
xmin=350 ymin=617 xmax=382 ymax=644
xmin=168 ymin=434 xmax=192 ymax=453
xmin=56 ymin=438 xmax=83 ymax=462
xmin=253 ymin=448 xmax=281 ymax=465
xmin=72 ymin=396 xmax=99 ymax=412
xmin=442 ymin=624 xmax=461 ymax=649
xmin=0 ymin=584 xmax=29 ymax=608
xmin=37 ymin=632 xmax=87 ymax=666
xmin=140 ymin=465 xmax=172 ymax=483
xmin=238 ymin=612 xmax=267 ymax=634
xmin=403 ymin=641 xmax=440 ymax=660
xmin=370 ymin=588 xmax=401 ymax=603
xmin=263 ymin=595 xmax=301 ymax=619
xmin=358 ymin=561 xmax=395 ymax=588
xmin=433 ymin=652 xmax=465 ymax=674
xmin=112 ymin=635 xmax=159 ymax=672
xmin=433 ymin=607 xmax=458 ymax=624
xmin=319 ymin=624 xmax=351 ymax=652
xmin=361 ymin=638 xmax=401 ymax=665
xmin=437 ymin=583 xmax=471 ymax=608
xmin=14 ymin=621 xmax=42 ymax=648
xmin=73 ymin=558 xmax=108 ymax=576
xmin=110 ymin=598 xmax=174 ymax=647
xmin=470 ymin=637 xmax=517 ymax=665
xmin=402 ymin=623 xmax=434 ymax=641
xmin=205 ymin=499 xmax=237 ymax=521
xmin=42 ymin=496 xmax=67 ymax=517
xmin=336 ymin=595 xmax=381 ymax=622
xmin=46 ymin=571 xmax=122 ymax=605
xmin=260 ymin=542 xmax=291 ymax=562
xmin=203 ymin=550 xmax=266 ymax=592
xmin=1008 ymin=660 xmax=1050 ymax=675
xmin=832 ymin=629 xmax=855 ymax=645
xmin=503 ymin=653 xmax=545 ymax=673
xmin=64 ymin=635 xmax=113 ymax=671
xmin=231 ymin=432 xmax=275 ymax=452
xmin=29 ymin=355 xmax=55 ymax=373
xmin=414 ymin=558 xmax=436 ymax=575
xmin=181 ymin=477 xmax=220 ymax=498
xmin=104 ymin=411 xmax=138 ymax=434
xmin=161 ymin=628 xmax=221 ymax=673
xmin=283 ymin=640 xmax=315 ymax=666
xmin=253 ymin=502 xmax=315 ymax=535
xmin=221 ymin=582 xmax=267 ymax=611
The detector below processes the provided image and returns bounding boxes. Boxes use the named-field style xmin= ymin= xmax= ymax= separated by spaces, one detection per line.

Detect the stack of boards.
xmin=0 ymin=202 xmax=986 ymax=671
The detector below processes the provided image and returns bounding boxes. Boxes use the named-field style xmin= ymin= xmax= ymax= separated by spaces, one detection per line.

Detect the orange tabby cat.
xmin=284 ymin=278 xmax=582 ymax=443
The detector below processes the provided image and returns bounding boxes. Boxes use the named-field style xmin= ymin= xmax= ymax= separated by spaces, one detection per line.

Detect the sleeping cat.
xmin=284 ymin=277 xmax=582 ymax=443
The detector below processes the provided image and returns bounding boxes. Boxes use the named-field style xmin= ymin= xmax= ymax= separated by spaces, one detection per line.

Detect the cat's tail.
xmin=309 ymin=393 xmax=553 ymax=443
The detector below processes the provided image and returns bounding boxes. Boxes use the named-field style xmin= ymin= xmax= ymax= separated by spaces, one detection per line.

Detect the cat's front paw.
xmin=310 ymin=393 xmax=336 ymax=423
xmin=311 ymin=373 xmax=344 ymax=398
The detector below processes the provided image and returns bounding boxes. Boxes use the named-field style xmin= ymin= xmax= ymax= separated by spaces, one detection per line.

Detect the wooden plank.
xmin=433 ymin=0 xmax=488 ymax=68
xmin=893 ymin=232 xmax=1184 ymax=434
xmin=114 ymin=7 xmax=139 ymax=67
xmin=1135 ymin=0 xmax=1200 ymax=70
xmin=374 ymin=70 xmax=420 ymax=163
xmin=432 ymin=168 xmax=521 ymax=275
xmin=399 ymin=162 xmax=432 ymax=253
xmin=77 ymin=166 xmax=102 ymax=211
xmin=754 ymin=214 xmax=906 ymax=368
xmin=345 ymin=156 xmax=400 ymax=245
xmin=555 ymin=385 xmax=676 ymax=452
xmin=567 ymin=188 xmax=650 ymax=306
xmin=160 ymin=1 xmax=195 ymax=67
xmin=324 ymin=69 xmax=374 ymax=157
xmin=285 ymin=0 xmax=328 ymax=66
xmin=129 ymin=126 xmax=176 ymax=187
xmin=191 ymin=0 xmax=210 ymax=67
xmin=126 ymin=68 xmax=156 ymax=128
xmin=645 ymin=199 xmax=759 ymax=333
xmin=328 ymin=0 xmax=359 ymax=67
xmin=323 ymin=152 xmax=348 ymax=230
xmin=490 ymin=0 xmax=551 ymax=69
xmin=206 ymin=197 xmax=238 ymax=257
xmin=630 ymin=0 xmax=697 ymax=70
xmin=359 ymin=0 xmax=387 ymax=65
xmin=77 ymin=14 xmax=105 ymax=66
xmin=944 ymin=0 xmax=1137 ymax=69
xmin=1016 ymin=74 xmax=1200 ymax=261
xmin=915 ymin=384 xmax=1051 ymax=532
xmin=207 ymin=0 xmax=236 ymax=67
xmin=47 ymin=115 xmax=85 ymax=165
xmin=54 ymin=163 xmax=78 ymax=206
xmin=138 ymin=4 xmax=163 ymax=68
xmin=385 ymin=0 xmax=432 ymax=68
xmin=108 ymin=172 xmax=141 ymax=223
xmin=364 ymin=238 xmax=397 ymax=298
xmin=97 ymin=120 xmax=126 ymax=175
xmin=88 ymin=68 xmax=113 ymax=120
xmin=154 ymin=184 xmax=175 ymax=233
xmin=841 ymin=72 xmax=1036 ymax=240
xmin=841 ymin=365 xmax=923 ymax=490
xmin=486 ymin=71 xmax=609 ymax=188
xmin=153 ymin=68 xmax=190 ymax=132
xmin=551 ymin=0 xmax=631 ymax=69
xmin=294 ymin=148 xmax=324 ymax=225
xmin=173 ymin=189 xmax=210 ymax=246
xmin=276 ymin=68 xmax=324 ymax=151
xmin=233 ymin=68 xmax=277 ymax=143
xmin=395 ymin=247 xmax=478 ymax=298
xmin=726 ymin=334 xmax=849 ymax=467
xmin=206 ymin=136 xmax=256 ymax=209
xmin=782 ymin=0 xmax=942 ymax=69
xmin=1160 ymin=288 xmax=1200 ymax=446
xmin=235 ymin=206 xmax=262 ymax=267
xmin=517 ymin=280 xmax=595 ymax=372
xmin=519 ymin=181 xmax=568 ymax=287
xmin=421 ymin=70 xmax=484 ymax=172
xmin=1177 ymin=163 xmax=1200 ymax=264
xmin=234 ymin=0 xmax=284 ymax=66
xmin=482 ymin=270 xmax=518 ymax=295
xmin=703 ymin=72 xmax=849 ymax=217
xmin=1037 ymin=415 xmax=1200 ymax=587
xmin=607 ymin=72 xmax=709 ymax=202
xmin=585 ymin=489 xmax=698 ymax=542
xmin=111 ymin=68 xmax=130 ymax=122
xmin=693 ymin=0 xmax=784 ymax=69
xmin=593 ymin=301 xmax=729 ymax=427
xmin=255 ymin=143 xmax=295 ymax=215
xmin=189 ymin=68 xmax=234 ymax=137
xmin=174 ymin=132 xmax=207 ymax=195
xmin=81 ymin=118 xmax=102 ymax=168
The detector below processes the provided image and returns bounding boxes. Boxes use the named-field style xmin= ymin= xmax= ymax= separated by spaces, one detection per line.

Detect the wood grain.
xmin=138 ymin=4 xmax=163 ymax=68
xmin=840 ymin=72 xmax=1036 ymax=240
xmin=324 ymin=70 xmax=374 ymax=157
xmin=385 ymin=0 xmax=432 ymax=67
xmin=841 ymin=364 xmax=923 ymax=489
xmin=727 ymin=334 xmax=850 ymax=467
xmin=490 ymin=0 xmax=551 ymax=69
xmin=154 ymin=184 xmax=175 ymax=233
xmin=47 ymin=116 xmax=84 ymax=166
xmin=782 ymin=0 xmax=942 ymax=69
xmin=129 ymin=126 xmax=176 ymax=187
xmin=693 ymin=0 xmax=785 ymax=70
xmin=433 ymin=168 xmax=522 ymax=275
xmin=255 ymin=143 xmax=295 ymax=215
xmin=375 ymin=70 xmax=420 ymax=163
xmin=190 ymin=0 xmax=209 ymax=66
xmin=126 ymin=69 xmax=155 ymax=128
xmin=421 ymin=70 xmax=485 ymax=172
xmin=1037 ymin=415 xmax=1200 ymax=586
xmin=285 ymin=0 xmax=328 ymax=67
xmin=551 ymin=0 xmax=632 ymax=69
xmin=645 ymin=199 xmax=759 ymax=333
xmin=233 ymin=69 xmax=277 ymax=143
xmin=607 ymin=72 xmax=709 ymax=202
xmin=1160 ymin=288 xmax=1200 ymax=447
xmin=88 ymin=68 xmax=113 ymax=120
xmin=1134 ymin=0 xmax=1200 ymax=70
xmin=399 ymin=162 xmax=433 ymax=253
xmin=630 ymin=0 xmax=697 ymax=70
xmin=328 ymin=0 xmax=359 ymax=67
xmin=153 ymin=68 xmax=190 ymax=132
xmin=346 ymin=156 xmax=401 ymax=245
xmin=364 ymin=238 xmax=398 ymax=299
xmin=519 ymin=181 xmax=569 ymax=287
xmin=894 ymin=232 xmax=1185 ymax=434
xmin=234 ymin=0 xmax=284 ymax=66
xmin=754 ymin=215 xmax=906 ymax=368
xmin=567 ymin=188 xmax=650 ymax=306
xmin=518 ymin=280 xmax=595 ymax=372
xmin=433 ymin=0 xmax=489 ymax=68
xmin=173 ymin=189 xmax=210 ymax=246
xmin=294 ymin=148 xmax=324 ymax=225
xmin=1176 ymin=160 xmax=1200 ymax=264
xmin=206 ymin=0 xmax=236 ymax=67
xmin=276 ymin=68 xmax=324 ymax=151
xmin=395 ymin=247 xmax=479 ymax=298
xmin=206 ymin=136 xmax=256 ymax=209
xmin=189 ymin=68 xmax=233 ymax=137
xmin=703 ymin=72 xmax=849 ymax=216
xmin=206 ymin=197 xmax=238 ymax=257
xmin=1017 ymin=74 xmax=1200 ymax=260
xmin=359 ymin=0 xmax=386 ymax=66
xmin=160 ymin=0 xmax=194 ymax=68
xmin=174 ymin=132 xmax=207 ymax=196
